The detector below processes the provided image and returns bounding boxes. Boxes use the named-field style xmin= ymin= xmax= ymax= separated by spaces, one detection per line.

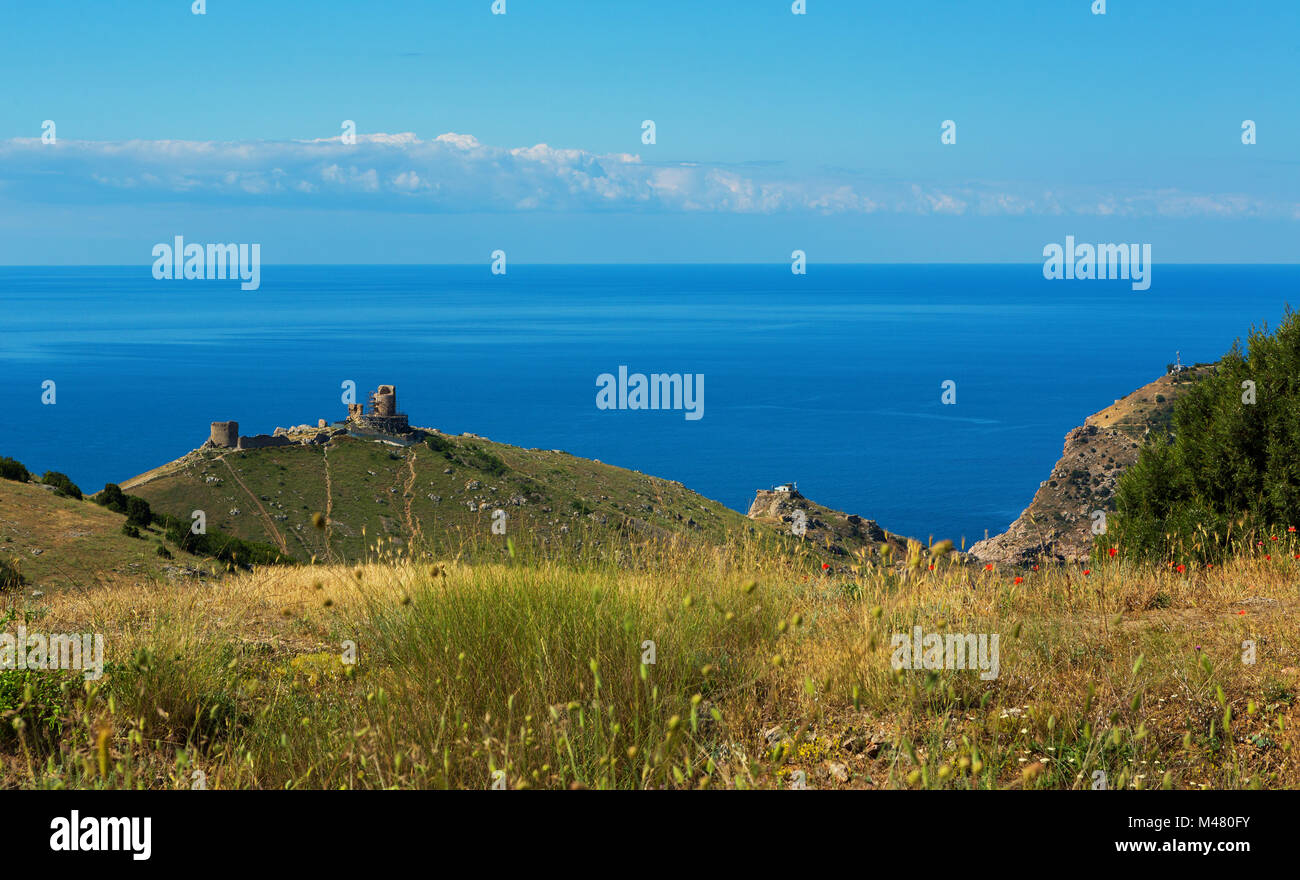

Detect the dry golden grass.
xmin=2 ymin=536 xmax=1297 ymax=789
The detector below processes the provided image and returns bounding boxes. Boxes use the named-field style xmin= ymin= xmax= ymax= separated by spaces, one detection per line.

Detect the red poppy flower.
xmin=1290 ymin=526 xmax=1296 ymax=533
xmin=1266 ymin=555 xmax=1272 ymax=561
xmin=1082 ymin=569 xmax=1091 ymax=576
xmin=984 ymin=563 xmax=994 ymax=571
xmin=1271 ymin=536 xmax=1279 ymax=541
xmin=1176 ymin=564 xmax=1186 ymax=573
xmin=1031 ymin=565 xmax=1039 ymax=571
xmin=821 ymin=562 xmax=830 ymax=570
xmin=928 ymin=564 xmax=935 ymax=571
xmin=1108 ymin=547 xmax=1117 ymax=557
xmin=1013 ymin=576 xmax=1023 ymax=585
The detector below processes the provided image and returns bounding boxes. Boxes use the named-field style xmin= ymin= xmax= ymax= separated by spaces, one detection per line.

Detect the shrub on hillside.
xmin=425 ymin=435 xmax=508 ymax=476
xmin=460 ymin=444 xmax=508 ymax=476
xmin=40 ymin=471 xmax=82 ymax=500
xmin=0 ymin=456 xmax=30 ymax=483
xmin=125 ymin=496 xmax=154 ymax=528
xmin=95 ymin=483 xmax=153 ymax=526
xmin=1114 ymin=308 xmax=1300 ymax=562
xmin=156 ymin=513 xmax=291 ymax=569
xmin=96 ymin=482 xmax=128 ymax=510
xmin=424 ymin=434 xmax=453 ymax=456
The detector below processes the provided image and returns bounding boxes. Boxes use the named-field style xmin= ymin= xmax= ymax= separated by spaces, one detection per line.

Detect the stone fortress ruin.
xmin=206 ymin=384 xmax=419 ymax=450
xmin=346 ymin=384 xmax=410 ymax=434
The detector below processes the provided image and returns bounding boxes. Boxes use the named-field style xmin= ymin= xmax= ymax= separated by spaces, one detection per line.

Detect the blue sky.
xmin=1 ymin=0 xmax=1296 ymax=263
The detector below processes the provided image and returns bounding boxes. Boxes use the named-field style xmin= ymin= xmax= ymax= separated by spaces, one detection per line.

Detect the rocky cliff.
xmin=970 ymin=366 xmax=1212 ymax=564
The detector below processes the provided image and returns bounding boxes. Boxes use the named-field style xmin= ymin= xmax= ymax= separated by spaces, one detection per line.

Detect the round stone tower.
xmin=209 ymin=421 xmax=239 ymax=448
xmin=373 ymin=385 xmax=397 ymax=417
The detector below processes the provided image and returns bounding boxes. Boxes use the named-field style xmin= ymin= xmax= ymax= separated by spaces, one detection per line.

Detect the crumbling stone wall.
xmin=236 ymin=433 xmax=294 ymax=451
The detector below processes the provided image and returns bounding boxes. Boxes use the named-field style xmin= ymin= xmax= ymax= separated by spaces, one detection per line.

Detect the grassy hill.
xmin=4 ymin=425 xmax=936 ymax=593
xmin=0 ymin=478 xmax=223 ymax=593
xmin=120 ymin=431 xmax=770 ymax=564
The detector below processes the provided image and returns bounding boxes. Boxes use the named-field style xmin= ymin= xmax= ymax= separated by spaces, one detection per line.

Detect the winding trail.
xmin=402 ymin=449 xmax=419 ymax=541
xmin=323 ymin=444 xmax=335 ymax=556
xmin=218 ymin=454 xmax=289 ymax=555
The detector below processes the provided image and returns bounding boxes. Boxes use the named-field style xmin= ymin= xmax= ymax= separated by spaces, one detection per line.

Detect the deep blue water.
xmin=1 ymin=264 xmax=1296 ymax=545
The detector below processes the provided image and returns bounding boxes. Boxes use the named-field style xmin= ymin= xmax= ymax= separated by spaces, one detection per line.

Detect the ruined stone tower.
xmin=372 ymin=385 xmax=397 ymax=417
xmin=346 ymin=384 xmax=410 ymax=434
xmin=209 ymin=421 xmax=239 ymax=448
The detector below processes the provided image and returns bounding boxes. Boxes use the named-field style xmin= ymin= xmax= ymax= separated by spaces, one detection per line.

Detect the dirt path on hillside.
xmin=402 ymin=449 xmax=420 ymax=544
xmin=323 ymin=444 xmax=335 ymax=556
xmin=218 ymin=454 xmax=289 ymax=555
xmin=1077 ymin=597 xmax=1299 ymax=635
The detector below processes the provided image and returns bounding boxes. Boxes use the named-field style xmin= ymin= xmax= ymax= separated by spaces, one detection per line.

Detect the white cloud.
xmin=0 ymin=132 xmax=1293 ymax=220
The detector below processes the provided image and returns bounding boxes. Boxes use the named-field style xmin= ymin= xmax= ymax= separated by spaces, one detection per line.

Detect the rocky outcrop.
xmin=971 ymin=366 xmax=1212 ymax=565
xmin=969 ymin=423 xmax=1141 ymax=564
xmin=747 ymin=487 xmax=895 ymax=558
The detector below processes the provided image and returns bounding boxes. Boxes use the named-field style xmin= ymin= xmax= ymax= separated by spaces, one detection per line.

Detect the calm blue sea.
xmin=1 ymin=264 xmax=1295 ymax=545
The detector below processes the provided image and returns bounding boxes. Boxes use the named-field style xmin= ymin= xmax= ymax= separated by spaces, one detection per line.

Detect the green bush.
xmin=39 ymin=471 xmax=82 ymax=500
xmin=425 ymin=435 xmax=508 ymax=476
xmin=95 ymin=482 xmax=127 ymax=510
xmin=0 ymin=456 xmax=30 ymax=483
xmin=96 ymin=483 xmax=152 ymax=526
xmin=460 ymin=444 xmax=508 ymax=476
xmin=424 ymin=434 xmax=453 ymax=456
xmin=1114 ymin=308 xmax=1300 ymax=562
xmin=125 ymin=496 xmax=154 ymax=528
xmin=156 ymin=513 xmax=291 ymax=569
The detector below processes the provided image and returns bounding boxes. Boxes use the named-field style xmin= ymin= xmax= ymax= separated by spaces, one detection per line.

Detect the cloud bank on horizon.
xmin=4 ymin=131 xmax=1295 ymax=222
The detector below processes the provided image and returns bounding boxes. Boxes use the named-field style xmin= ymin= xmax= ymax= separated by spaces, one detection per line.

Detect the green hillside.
xmin=0 ymin=478 xmax=223 ymax=593
xmin=121 ymin=432 xmax=767 ymax=563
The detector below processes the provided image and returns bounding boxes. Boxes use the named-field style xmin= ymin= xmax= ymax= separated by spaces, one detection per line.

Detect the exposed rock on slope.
xmin=747 ymin=486 xmax=911 ymax=559
xmin=971 ymin=366 xmax=1212 ymax=565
